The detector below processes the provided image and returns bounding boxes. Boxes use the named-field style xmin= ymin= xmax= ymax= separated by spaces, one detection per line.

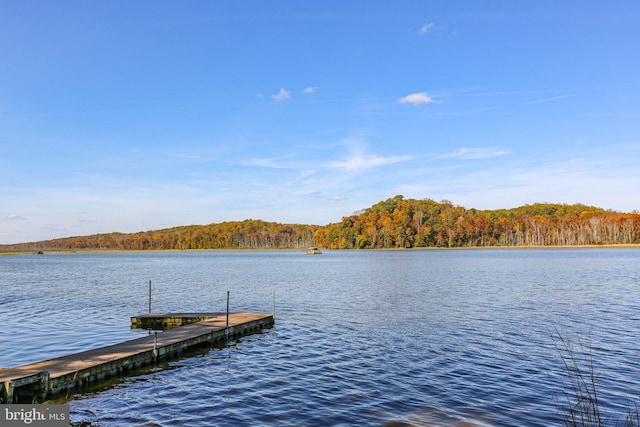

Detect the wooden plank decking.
xmin=1 ymin=312 xmax=274 ymax=403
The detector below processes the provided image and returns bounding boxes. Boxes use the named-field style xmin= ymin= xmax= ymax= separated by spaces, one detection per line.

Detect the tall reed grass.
xmin=554 ymin=330 xmax=639 ymax=427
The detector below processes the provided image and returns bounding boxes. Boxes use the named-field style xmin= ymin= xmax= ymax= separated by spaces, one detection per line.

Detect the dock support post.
xmin=225 ymin=291 xmax=230 ymax=341
xmin=148 ymin=280 xmax=152 ymax=314
xmin=153 ymin=332 xmax=158 ymax=362
xmin=3 ymin=380 xmax=14 ymax=404
xmin=40 ymin=371 xmax=50 ymax=399
xmin=272 ymin=288 xmax=276 ymax=319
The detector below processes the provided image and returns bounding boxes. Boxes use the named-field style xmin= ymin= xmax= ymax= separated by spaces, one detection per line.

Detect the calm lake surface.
xmin=1 ymin=249 xmax=639 ymax=426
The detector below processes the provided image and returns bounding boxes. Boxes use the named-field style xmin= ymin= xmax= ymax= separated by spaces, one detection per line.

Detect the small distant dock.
xmin=1 ymin=312 xmax=273 ymax=404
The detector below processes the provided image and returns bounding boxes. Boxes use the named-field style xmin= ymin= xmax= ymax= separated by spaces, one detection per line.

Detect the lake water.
xmin=1 ymin=249 xmax=639 ymax=426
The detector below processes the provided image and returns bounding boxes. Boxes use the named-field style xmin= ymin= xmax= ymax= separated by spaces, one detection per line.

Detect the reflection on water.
xmin=2 ymin=249 xmax=640 ymax=426
xmin=382 ymin=406 xmax=496 ymax=426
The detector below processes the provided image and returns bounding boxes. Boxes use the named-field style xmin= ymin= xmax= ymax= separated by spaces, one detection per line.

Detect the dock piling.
xmin=3 ymin=380 xmax=14 ymax=404
xmin=153 ymin=332 xmax=158 ymax=361
xmin=225 ymin=291 xmax=230 ymax=341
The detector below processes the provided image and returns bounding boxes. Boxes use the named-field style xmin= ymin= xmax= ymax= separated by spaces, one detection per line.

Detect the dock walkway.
xmin=1 ymin=312 xmax=273 ymax=403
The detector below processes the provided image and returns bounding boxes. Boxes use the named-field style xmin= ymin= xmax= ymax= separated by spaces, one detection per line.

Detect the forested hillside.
xmin=2 ymin=196 xmax=639 ymax=251
xmin=316 ymin=195 xmax=640 ymax=249
xmin=1 ymin=220 xmax=319 ymax=251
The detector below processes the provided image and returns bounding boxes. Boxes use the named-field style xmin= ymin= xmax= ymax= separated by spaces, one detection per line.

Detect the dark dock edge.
xmin=1 ymin=313 xmax=274 ymax=404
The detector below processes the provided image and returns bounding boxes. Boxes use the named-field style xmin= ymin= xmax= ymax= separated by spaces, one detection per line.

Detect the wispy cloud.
xmin=5 ymin=214 xmax=27 ymax=220
xmin=395 ymin=142 xmax=640 ymax=213
xmin=272 ymin=87 xmax=291 ymax=101
xmin=522 ymin=94 xmax=576 ymax=105
xmin=172 ymin=153 xmax=214 ymax=162
xmin=419 ymin=22 xmax=435 ymax=34
xmin=303 ymin=87 xmax=317 ymax=94
xmin=239 ymin=148 xmax=414 ymax=176
xmin=329 ymin=196 xmax=347 ymax=201
xmin=328 ymin=154 xmax=413 ymax=173
xmin=238 ymin=156 xmax=294 ymax=169
xmin=443 ymin=147 xmax=511 ymax=159
xmin=397 ymin=92 xmax=442 ymax=106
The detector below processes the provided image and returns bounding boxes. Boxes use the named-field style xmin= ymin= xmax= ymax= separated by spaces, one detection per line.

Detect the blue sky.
xmin=1 ymin=1 xmax=639 ymax=244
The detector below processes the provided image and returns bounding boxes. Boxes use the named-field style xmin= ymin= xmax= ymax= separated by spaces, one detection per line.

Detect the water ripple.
xmin=2 ymin=249 xmax=640 ymax=426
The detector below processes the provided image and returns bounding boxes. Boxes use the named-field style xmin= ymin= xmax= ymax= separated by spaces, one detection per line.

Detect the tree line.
xmin=1 ymin=220 xmax=319 ymax=251
xmin=1 ymin=196 xmax=639 ymax=252
xmin=315 ymin=195 xmax=640 ymax=249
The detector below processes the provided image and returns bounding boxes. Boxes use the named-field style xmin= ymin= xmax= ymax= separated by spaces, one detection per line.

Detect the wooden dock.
xmin=1 ymin=312 xmax=274 ymax=404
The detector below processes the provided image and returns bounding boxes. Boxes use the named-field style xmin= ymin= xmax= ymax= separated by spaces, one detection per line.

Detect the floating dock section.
xmin=1 ymin=312 xmax=274 ymax=404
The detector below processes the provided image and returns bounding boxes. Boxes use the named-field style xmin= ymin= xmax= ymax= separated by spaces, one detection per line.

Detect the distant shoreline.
xmin=2 ymin=244 xmax=640 ymax=256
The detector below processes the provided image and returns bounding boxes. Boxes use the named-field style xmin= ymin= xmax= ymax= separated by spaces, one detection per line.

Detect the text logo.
xmin=2 ymin=405 xmax=69 ymax=426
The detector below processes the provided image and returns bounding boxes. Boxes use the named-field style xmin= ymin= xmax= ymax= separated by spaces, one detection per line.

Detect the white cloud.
xmin=328 ymin=154 xmax=413 ymax=173
xmin=397 ymin=143 xmax=640 ymax=213
xmin=329 ymin=196 xmax=347 ymax=201
xmin=172 ymin=153 xmax=215 ymax=162
xmin=303 ymin=87 xmax=317 ymax=94
xmin=397 ymin=92 xmax=441 ymax=106
xmin=5 ymin=214 xmax=27 ymax=220
xmin=522 ymin=94 xmax=576 ymax=106
xmin=419 ymin=22 xmax=435 ymax=34
xmin=443 ymin=147 xmax=511 ymax=159
xmin=238 ymin=157 xmax=292 ymax=169
xmin=272 ymin=87 xmax=291 ymax=101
